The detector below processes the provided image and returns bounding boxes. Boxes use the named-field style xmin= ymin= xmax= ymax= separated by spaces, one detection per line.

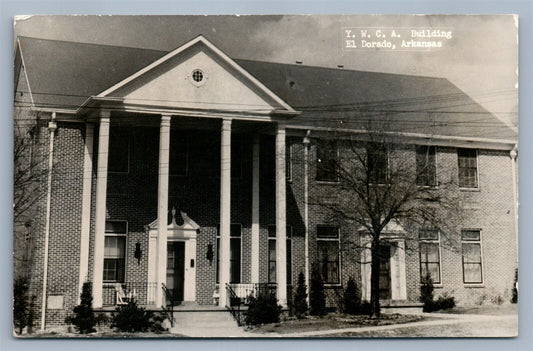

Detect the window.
xmin=192 ymin=69 xmax=204 ymax=82
xmin=108 ymin=127 xmax=130 ymax=173
xmin=231 ymin=134 xmax=242 ymax=178
xmin=462 ymin=230 xmax=483 ymax=284
xmin=286 ymin=139 xmax=292 ymax=181
xmin=103 ymin=221 xmax=127 ymax=282
xmin=169 ymin=131 xmax=188 ymax=176
xmin=267 ymin=225 xmax=293 ymax=284
xmin=316 ymin=139 xmax=338 ymax=182
xmin=196 ymin=131 xmax=220 ymax=177
xmin=458 ymin=148 xmax=478 ymax=188
xmin=216 ymin=224 xmax=242 ymax=284
xmin=419 ymin=228 xmax=441 ymax=284
xmin=260 ymin=135 xmax=275 ymax=180
xmin=367 ymin=146 xmax=388 ymax=184
xmin=416 ymin=145 xmax=437 ymax=187
xmin=316 ymin=226 xmax=340 ymax=284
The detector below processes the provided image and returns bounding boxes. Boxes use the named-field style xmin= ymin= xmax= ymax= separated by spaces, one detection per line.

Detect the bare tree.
xmin=311 ymin=117 xmax=463 ymax=317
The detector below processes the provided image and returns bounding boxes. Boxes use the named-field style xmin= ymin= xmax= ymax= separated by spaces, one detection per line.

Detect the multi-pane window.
xmin=216 ymin=224 xmax=242 ymax=284
xmin=231 ymin=134 xmax=242 ymax=178
xmin=419 ymin=228 xmax=441 ymax=284
xmin=416 ymin=145 xmax=437 ymax=187
xmin=267 ymin=225 xmax=293 ymax=284
xmin=316 ymin=139 xmax=338 ymax=182
xmin=108 ymin=127 xmax=130 ymax=173
xmin=103 ymin=220 xmax=127 ymax=282
xmin=458 ymin=148 xmax=478 ymax=188
xmin=317 ymin=226 xmax=340 ymax=284
xmin=169 ymin=131 xmax=188 ymax=176
xmin=367 ymin=146 xmax=388 ymax=184
xmin=462 ymin=230 xmax=483 ymax=284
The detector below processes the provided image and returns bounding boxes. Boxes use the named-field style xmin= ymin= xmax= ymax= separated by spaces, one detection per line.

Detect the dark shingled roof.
xmin=16 ymin=36 xmax=516 ymax=140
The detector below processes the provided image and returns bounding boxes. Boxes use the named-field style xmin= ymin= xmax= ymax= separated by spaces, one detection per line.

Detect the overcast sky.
xmin=13 ymin=15 xmax=518 ymax=129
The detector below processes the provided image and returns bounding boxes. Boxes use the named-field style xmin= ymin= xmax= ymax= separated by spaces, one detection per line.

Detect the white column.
xmin=302 ymin=131 xmax=310 ymax=302
xmin=275 ymin=123 xmax=287 ymax=306
xmin=78 ymin=123 xmax=94 ymax=304
xmin=251 ymin=134 xmax=260 ymax=283
xmin=92 ymin=112 xmax=111 ymax=308
xmin=218 ymin=118 xmax=232 ymax=307
xmin=40 ymin=114 xmax=56 ymax=331
xmin=156 ymin=115 xmax=171 ymax=307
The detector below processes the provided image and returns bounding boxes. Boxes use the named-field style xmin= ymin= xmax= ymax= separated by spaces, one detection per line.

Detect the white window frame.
xmin=461 ymin=229 xmax=484 ymax=285
xmin=316 ymin=225 xmax=341 ymax=285
xmin=103 ymin=220 xmax=128 ymax=283
xmin=457 ymin=148 xmax=479 ymax=190
xmin=419 ymin=228 xmax=442 ymax=285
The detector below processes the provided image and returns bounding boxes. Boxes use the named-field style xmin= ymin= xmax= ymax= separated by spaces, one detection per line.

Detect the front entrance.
xmin=167 ymin=241 xmax=185 ymax=303
xmin=378 ymin=245 xmax=392 ymax=300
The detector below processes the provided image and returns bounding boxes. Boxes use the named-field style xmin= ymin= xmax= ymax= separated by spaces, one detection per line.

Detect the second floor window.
xmin=458 ymin=148 xmax=478 ymax=188
xmin=416 ymin=145 xmax=437 ymax=187
xmin=108 ymin=127 xmax=130 ymax=173
xmin=316 ymin=139 xmax=337 ymax=182
xmin=367 ymin=146 xmax=388 ymax=184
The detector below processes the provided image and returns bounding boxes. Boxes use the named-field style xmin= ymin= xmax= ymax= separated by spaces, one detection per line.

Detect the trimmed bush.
xmin=343 ymin=277 xmax=361 ymax=315
xmin=244 ymin=292 xmax=282 ymax=326
xmin=69 ymin=282 xmax=96 ymax=334
xmin=112 ymin=300 xmax=166 ymax=333
xmin=420 ymin=274 xmax=455 ymax=312
xmin=420 ymin=273 xmax=434 ymax=309
xmin=292 ymin=271 xmax=308 ymax=319
xmin=13 ymin=277 xmax=30 ymax=335
xmin=309 ymin=264 xmax=326 ymax=316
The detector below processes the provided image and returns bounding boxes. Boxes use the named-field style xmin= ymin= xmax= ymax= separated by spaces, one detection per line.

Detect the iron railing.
xmin=226 ymin=283 xmax=244 ymax=326
xmin=161 ymin=283 xmax=179 ymax=327
xmin=102 ymin=282 xmax=157 ymax=306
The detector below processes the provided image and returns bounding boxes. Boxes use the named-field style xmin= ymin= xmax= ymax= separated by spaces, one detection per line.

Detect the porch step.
xmin=169 ymin=310 xmax=249 ymax=337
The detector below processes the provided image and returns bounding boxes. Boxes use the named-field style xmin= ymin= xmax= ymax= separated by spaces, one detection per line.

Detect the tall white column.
xmin=92 ymin=112 xmax=111 ymax=308
xmin=78 ymin=123 xmax=94 ymax=304
xmin=218 ymin=118 xmax=232 ymax=307
xmin=275 ymin=123 xmax=287 ymax=306
xmin=251 ymin=134 xmax=260 ymax=283
xmin=156 ymin=115 xmax=171 ymax=307
xmin=302 ymin=131 xmax=310 ymax=303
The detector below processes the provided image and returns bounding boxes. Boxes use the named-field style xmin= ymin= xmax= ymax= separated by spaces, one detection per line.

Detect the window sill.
xmin=323 ymin=283 xmax=343 ymax=289
xmin=464 ymin=283 xmax=485 ymax=288
xmin=460 ymin=187 xmax=480 ymax=192
xmin=315 ymin=180 xmax=340 ymax=185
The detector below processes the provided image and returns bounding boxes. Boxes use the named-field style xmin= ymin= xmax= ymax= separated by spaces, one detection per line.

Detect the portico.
xmin=81 ymin=35 xmax=299 ymax=308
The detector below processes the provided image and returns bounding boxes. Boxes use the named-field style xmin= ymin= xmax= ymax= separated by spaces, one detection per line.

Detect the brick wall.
xmin=30 ymin=123 xmax=517 ymax=328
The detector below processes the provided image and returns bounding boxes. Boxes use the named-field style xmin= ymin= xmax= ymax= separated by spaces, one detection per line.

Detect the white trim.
xmin=316 ymin=225 xmax=342 ymax=286
xmin=78 ymin=123 xmax=94 ymax=303
xmin=251 ymin=135 xmax=260 ymax=284
xmin=102 ymin=220 xmax=128 ymax=283
xmin=419 ymin=229 xmax=442 ymax=285
xmin=457 ymin=148 xmax=479 ymax=190
xmin=461 ymin=228 xmax=485 ymax=285
xmin=96 ymin=35 xmax=296 ymax=113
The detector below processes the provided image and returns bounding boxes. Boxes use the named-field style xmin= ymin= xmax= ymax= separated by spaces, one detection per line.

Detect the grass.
xmin=248 ymin=313 xmax=426 ymax=334
xmin=437 ymin=303 xmax=518 ymax=316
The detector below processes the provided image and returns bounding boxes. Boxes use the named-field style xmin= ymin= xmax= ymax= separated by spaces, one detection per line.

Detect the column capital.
xmin=99 ymin=110 xmax=111 ymax=119
xmin=221 ymin=118 xmax=232 ymax=130
xmin=161 ymin=114 xmax=172 ymax=125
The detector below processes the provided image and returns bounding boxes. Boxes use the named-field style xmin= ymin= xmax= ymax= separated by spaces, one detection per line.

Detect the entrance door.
xmin=167 ymin=241 xmax=185 ymax=303
xmin=378 ymin=245 xmax=392 ymax=300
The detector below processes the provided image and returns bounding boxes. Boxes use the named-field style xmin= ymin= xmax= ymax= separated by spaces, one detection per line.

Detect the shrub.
xmin=343 ymin=277 xmax=361 ymax=315
xmin=435 ymin=294 xmax=456 ymax=310
xmin=13 ymin=277 xmax=30 ymax=335
xmin=420 ymin=273 xmax=434 ymax=308
xmin=70 ymin=282 xmax=96 ymax=333
xmin=112 ymin=300 xmax=166 ymax=333
xmin=309 ymin=264 xmax=326 ymax=316
xmin=244 ymin=292 xmax=282 ymax=326
xmin=292 ymin=271 xmax=308 ymax=319
xmin=511 ymin=268 xmax=518 ymax=304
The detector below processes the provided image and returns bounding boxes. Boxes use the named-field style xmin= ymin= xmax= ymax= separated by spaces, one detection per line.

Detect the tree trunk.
xmin=370 ymin=240 xmax=381 ymax=318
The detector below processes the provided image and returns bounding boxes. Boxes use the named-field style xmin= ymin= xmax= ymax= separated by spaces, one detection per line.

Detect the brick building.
xmin=14 ymin=35 xmax=518 ymax=329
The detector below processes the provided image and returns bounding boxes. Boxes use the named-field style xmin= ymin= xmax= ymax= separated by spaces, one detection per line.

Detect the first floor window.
xmin=419 ymin=228 xmax=441 ymax=284
xmin=462 ymin=229 xmax=483 ymax=284
xmin=103 ymin=220 xmax=127 ymax=282
xmin=316 ymin=225 xmax=340 ymax=284
xmin=267 ymin=225 xmax=292 ymax=284
xmin=216 ymin=224 xmax=242 ymax=284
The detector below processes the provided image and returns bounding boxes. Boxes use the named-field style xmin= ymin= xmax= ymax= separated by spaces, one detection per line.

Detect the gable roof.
xmin=15 ymin=36 xmax=516 ymax=141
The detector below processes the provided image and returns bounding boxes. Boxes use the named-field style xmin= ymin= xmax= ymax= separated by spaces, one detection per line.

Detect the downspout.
xmin=302 ymin=131 xmax=311 ymax=303
xmin=510 ymin=145 xmax=518 ymax=264
xmin=41 ymin=112 xmax=57 ymax=331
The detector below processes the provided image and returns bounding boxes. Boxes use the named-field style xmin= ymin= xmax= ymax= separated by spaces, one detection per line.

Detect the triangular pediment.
xmin=96 ymin=35 xmax=295 ymax=115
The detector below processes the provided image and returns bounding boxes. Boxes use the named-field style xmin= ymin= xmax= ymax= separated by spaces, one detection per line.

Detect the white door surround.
xmin=148 ymin=209 xmax=199 ymax=303
xmin=360 ymin=232 xmax=407 ymax=302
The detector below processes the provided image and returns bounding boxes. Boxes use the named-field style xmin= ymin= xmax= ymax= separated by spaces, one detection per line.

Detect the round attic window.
xmin=192 ymin=69 xmax=204 ymax=82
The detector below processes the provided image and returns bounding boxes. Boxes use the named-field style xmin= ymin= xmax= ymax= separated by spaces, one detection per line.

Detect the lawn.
xmin=247 ymin=313 xmax=426 ymax=334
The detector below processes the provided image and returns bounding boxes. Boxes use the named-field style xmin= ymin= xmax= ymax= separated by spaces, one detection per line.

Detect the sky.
xmin=13 ymin=14 xmax=518 ymax=130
